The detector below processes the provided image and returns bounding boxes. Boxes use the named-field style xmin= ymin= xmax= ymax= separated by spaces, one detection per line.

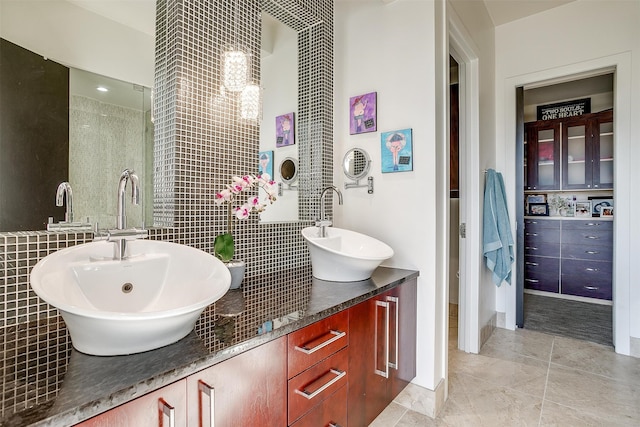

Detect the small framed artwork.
xmin=601 ymin=206 xmax=614 ymax=217
xmin=564 ymin=200 xmax=576 ymax=217
xmin=381 ymin=128 xmax=413 ymax=173
xmin=258 ymin=150 xmax=273 ymax=178
xmin=528 ymin=203 xmax=549 ymax=216
xmin=575 ymin=201 xmax=592 ymax=217
xmin=276 ymin=113 xmax=295 ymax=147
xmin=526 ymin=194 xmax=546 ymax=204
xmin=588 ymin=197 xmax=613 ymax=217
xmin=350 ymin=92 xmax=377 ymax=134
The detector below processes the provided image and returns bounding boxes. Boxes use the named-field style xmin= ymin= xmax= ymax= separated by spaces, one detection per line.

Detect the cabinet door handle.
xmin=585 ymin=267 xmax=599 ymax=272
xmin=374 ymin=300 xmax=390 ymax=378
xmin=198 ymin=380 xmax=215 ymax=427
xmin=387 ymin=296 xmax=399 ymax=370
xmin=158 ymin=398 xmax=175 ymax=427
xmin=294 ymin=369 xmax=346 ymax=400
xmin=294 ymin=330 xmax=346 ymax=355
xmin=525 ymin=278 xmax=539 ymax=283
xmin=584 ymin=286 xmax=600 ymax=291
xmin=585 ymin=235 xmax=598 ymax=239
xmin=586 ymin=250 xmax=600 ymax=255
xmin=525 ymin=261 xmax=539 ymax=266
xmin=329 ymin=423 xmax=342 ymax=427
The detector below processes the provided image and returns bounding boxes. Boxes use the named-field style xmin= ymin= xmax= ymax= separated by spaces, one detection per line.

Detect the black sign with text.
xmin=537 ymin=98 xmax=591 ymax=120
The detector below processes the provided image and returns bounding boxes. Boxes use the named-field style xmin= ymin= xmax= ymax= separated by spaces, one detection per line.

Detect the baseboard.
xmin=631 ymin=337 xmax=640 ymax=358
xmin=394 ymin=379 xmax=446 ymax=418
xmin=480 ymin=311 xmax=497 ymax=348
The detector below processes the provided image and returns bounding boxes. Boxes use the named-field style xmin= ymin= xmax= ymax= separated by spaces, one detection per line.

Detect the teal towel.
xmin=482 ymin=169 xmax=514 ymax=286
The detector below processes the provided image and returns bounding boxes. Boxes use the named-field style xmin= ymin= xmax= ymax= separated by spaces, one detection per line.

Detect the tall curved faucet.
xmin=117 ymin=169 xmax=140 ymax=230
xmin=55 ymin=181 xmax=73 ymax=223
xmin=318 ymin=185 xmax=343 ymax=237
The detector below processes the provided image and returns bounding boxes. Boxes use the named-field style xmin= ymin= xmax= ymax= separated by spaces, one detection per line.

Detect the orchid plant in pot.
xmin=214 ymin=174 xmax=276 ymax=289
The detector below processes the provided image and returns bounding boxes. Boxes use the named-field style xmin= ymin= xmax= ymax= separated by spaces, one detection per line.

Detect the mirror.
xmin=343 ymin=148 xmax=371 ymax=181
xmin=280 ymin=157 xmax=298 ymax=184
xmin=259 ymin=11 xmax=298 ymax=222
xmin=0 ymin=0 xmax=154 ymax=232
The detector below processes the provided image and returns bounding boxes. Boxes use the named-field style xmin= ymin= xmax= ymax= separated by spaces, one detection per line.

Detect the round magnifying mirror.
xmin=279 ymin=157 xmax=298 ymax=184
xmin=343 ymin=148 xmax=370 ymax=180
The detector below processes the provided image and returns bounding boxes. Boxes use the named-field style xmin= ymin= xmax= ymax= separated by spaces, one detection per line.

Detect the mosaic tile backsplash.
xmin=0 ymin=0 xmax=334 ymax=403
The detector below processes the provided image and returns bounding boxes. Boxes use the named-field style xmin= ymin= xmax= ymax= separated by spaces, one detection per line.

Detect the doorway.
xmin=518 ymin=73 xmax=615 ymax=347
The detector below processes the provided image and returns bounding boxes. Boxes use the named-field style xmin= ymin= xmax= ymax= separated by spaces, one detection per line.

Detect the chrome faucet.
xmin=317 ymin=185 xmax=343 ymax=237
xmin=55 ymin=182 xmax=73 ymax=223
xmin=113 ymin=169 xmax=140 ymax=259
xmin=117 ymin=169 xmax=140 ymax=230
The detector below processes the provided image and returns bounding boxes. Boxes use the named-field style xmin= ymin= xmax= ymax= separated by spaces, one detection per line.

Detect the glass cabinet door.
xmin=563 ymin=122 xmax=589 ymax=188
xmin=595 ymin=120 xmax=614 ymax=188
xmin=526 ymin=122 xmax=560 ymax=190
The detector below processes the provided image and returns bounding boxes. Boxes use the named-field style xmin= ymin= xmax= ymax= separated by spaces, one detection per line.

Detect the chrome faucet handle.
xmin=106 ymin=228 xmax=149 ymax=242
xmin=315 ymin=219 xmax=332 ymax=228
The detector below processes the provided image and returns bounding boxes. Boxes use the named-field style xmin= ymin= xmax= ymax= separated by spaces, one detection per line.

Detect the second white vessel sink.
xmin=302 ymin=226 xmax=394 ymax=282
xmin=30 ymin=239 xmax=231 ymax=355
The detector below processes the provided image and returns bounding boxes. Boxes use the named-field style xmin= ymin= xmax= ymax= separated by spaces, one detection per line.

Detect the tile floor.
xmin=370 ymin=305 xmax=640 ymax=426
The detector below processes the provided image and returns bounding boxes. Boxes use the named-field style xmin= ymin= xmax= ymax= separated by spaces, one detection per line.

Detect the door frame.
xmin=449 ymin=11 xmax=481 ymax=354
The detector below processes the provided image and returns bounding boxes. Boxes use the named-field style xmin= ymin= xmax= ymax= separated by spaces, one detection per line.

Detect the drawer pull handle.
xmin=525 ymin=279 xmax=539 ymax=283
xmin=526 ymin=232 xmax=538 ymax=236
xmin=294 ymin=330 xmax=346 ymax=355
xmin=585 ymin=223 xmax=600 ymax=226
xmin=329 ymin=424 xmax=342 ymax=427
xmin=525 ymin=246 xmax=539 ymax=251
xmin=525 ymin=261 xmax=539 ymax=266
xmin=584 ymin=286 xmax=599 ymax=291
xmin=585 ymin=267 xmax=599 ymax=272
xmin=158 ymin=398 xmax=175 ymax=427
xmin=294 ymin=369 xmax=346 ymax=400
xmin=586 ymin=251 xmax=599 ymax=255
xmin=586 ymin=236 xmax=598 ymax=239
xmin=198 ymin=380 xmax=215 ymax=427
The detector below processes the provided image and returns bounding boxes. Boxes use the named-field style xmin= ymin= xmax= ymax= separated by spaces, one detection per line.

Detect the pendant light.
xmin=240 ymin=83 xmax=262 ymax=120
xmin=221 ymin=0 xmax=249 ymax=92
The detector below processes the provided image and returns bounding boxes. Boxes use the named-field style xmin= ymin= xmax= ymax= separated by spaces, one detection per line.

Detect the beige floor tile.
xmin=481 ymin=327 xmax=554 ymax=362
xmin=540 ymin=400 xmax=631 ymax=427
xmin=396 ymin=410 xmax=438 ymax=426
xmin=369 ymin=401 xmax=407 ymax=427
xmin=436 ymin=372 xmax=542 ymax=426
xmin=545 ymin=364 xmax=640 ymax=425
xmin=449 ymin=347 xmax=548 ymax=398
xmin=551 ymin=335 xmax=640 ymax=385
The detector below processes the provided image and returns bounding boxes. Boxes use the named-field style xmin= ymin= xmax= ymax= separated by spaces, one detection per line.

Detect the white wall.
xmin=494 ymin=0 xmax=640 ymax=353
xmin=335 ymin=0 xmax=441 ymax=389
xmin=0 ymin=0 xmax=154 ymax=87
xmin=259 ymin=19 xmax=299 ymax=222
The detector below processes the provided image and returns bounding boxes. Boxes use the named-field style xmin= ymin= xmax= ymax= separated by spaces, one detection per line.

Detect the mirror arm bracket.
xmin=344 ymin=176 xmax=374 ymax=194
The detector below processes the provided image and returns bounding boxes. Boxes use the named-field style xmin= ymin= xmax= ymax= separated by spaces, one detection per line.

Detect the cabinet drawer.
xmin=562 ymin=270 xmax=612 ymax=300
xmin=524 ymin=241 xmax=560 ymax=257
xmin=525 ymin=219 xmax=560 ymax=231
xmin=524 ymin=256 xmax=559 ymax=293
xmin=288 ymin=347 xmax=348 ymax=425
xmin=290 ymin=384 xmax=347 ymax=427
xmin=288 ymin=309 xmax=349 ymax=379
xmin=561 ymin=229 xmax=612 ymax=246
xmin=562 ymin=220 xmax=613 ymax=231
xmin=524 ymin=228 xmax=560 ymax=244
xmin=561 ymin=244 xmax=612 ymax=261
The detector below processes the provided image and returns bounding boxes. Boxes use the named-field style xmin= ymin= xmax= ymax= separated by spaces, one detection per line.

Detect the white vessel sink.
xmin=30 ymin=239 xmax=231 ymax=355
xmin=302 ymin=226 xmax=394 ymax=282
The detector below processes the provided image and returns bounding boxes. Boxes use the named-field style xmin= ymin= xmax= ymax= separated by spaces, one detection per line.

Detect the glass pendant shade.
xmin=222 ymin=49 xmax=249 ymax=92
xmin=240 ymin=84 xmax=262 ymax=120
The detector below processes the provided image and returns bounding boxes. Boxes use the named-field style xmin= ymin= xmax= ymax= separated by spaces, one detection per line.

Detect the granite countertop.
xmin=0 ymin=265 xmax=419 ymax=427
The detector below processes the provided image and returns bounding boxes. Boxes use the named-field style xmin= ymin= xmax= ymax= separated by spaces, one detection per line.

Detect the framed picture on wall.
xmin=528 ymin=203 xmax=549 ymax=216
xmin=276 ymin=113 xmax=295 ymax=147
xmin=258 ymin=150 xmax=274 ymax=178
xmin=381 ymin=128 xmax=413 ymax=173
xmin=349 ymin=92 xmax=377 ymax=134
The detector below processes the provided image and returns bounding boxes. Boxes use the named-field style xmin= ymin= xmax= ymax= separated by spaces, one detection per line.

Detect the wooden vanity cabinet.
xmin=75 ymin=380 xmax=187 ymax=427
xmin=348 ymin=279 xmax=417 ymax=426
xmin=186 ymin=336 xmax=287 ymax=427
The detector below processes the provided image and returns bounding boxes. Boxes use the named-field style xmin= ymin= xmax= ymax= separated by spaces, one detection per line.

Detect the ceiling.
xmin=482 ymin=0 xmax=577 ymax=26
